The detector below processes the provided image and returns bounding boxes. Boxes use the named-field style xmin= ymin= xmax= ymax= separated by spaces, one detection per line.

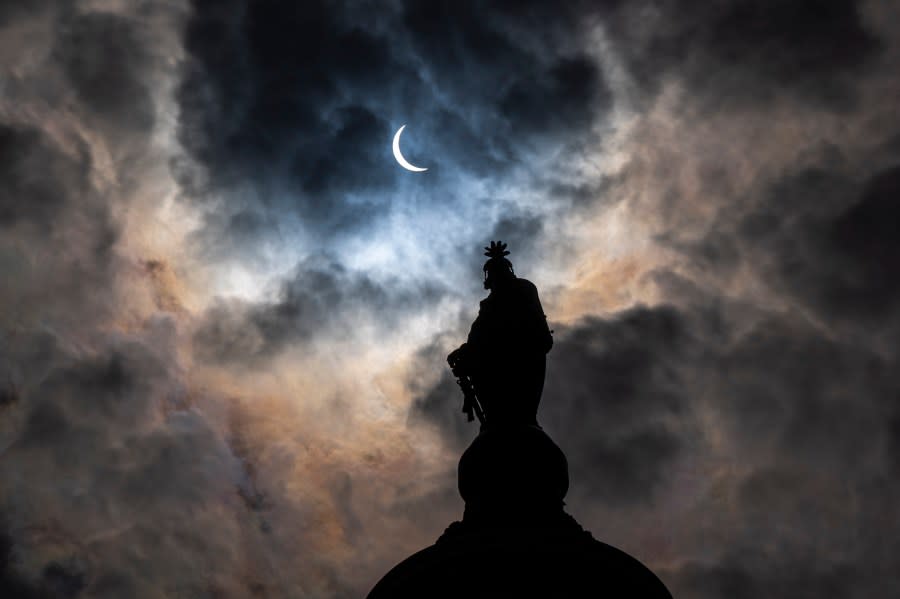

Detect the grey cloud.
xmin=404 ymin=1 xmax=610 ymax=138
xmin=498 ymin=55 xmax=608 ymax=138
xmin=0 ymin=524 xmax=48 ymax=598
xmin=634 ymin=114 xmax=900 ymax=595
xmin=0 ymin=318 xmax=348 ymax=598
xmin=665 ymin=552 xmax=864 ymax=599
xmin=56 ymin=11 xmax=156 ymax=133
xmin=0 ymin=5 xmax=282 ymax=596
xmin=40 ymin=561 xmax=86 ymax=599
xmin=0 ymin=0 xmax=52 ymax=26
xmin=175 ymin=0 xmax=614 ymax=251
xmin=485 ymin=212 xmax=545 ymax=272
xmin=714 ymin=314 xmax=894 ymax=466
xmin=0 ymin=121 xmax=118 ymax=331
xmin=0 ymin=124 xmax=90 ymax=230
xmin=606 ymin=0 xmax=882 ymax=110
xmin=0 ymin=3 xmax=185 ymax=334
xmin=661 ymin=461 xmax=900 ymax=598
xmin=688 ymin=160 xmax=900 ymax=327
xmin=176 ymin=0 xmax=407 ymax=231
xmin=0 ymin=328 xmax=248 ymax=596
xmin=540 ymin=307 xmax=691 ymax=506
xmin=408 ymin=370 xmax=472 ymax=453
xmin=431 ymin=211 xmax=549 ymax=297
xmin=825 ymin=165 xmax=900 ymax=317
xmin=193 ymin=256 xmax=446 ymax=365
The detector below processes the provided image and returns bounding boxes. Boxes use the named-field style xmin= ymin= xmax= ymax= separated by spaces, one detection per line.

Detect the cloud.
xmin=0 ymin=121 xmax=118 ymax=330
xmin=192 ymin=254 xmax=445 ymax=365
xmin=825 ymin=165 xmax=900 ymax=317
xmin=605 ymin=0 xmax=882 ymax=110
xmin=665 ymin=551 xmax=863 ymax=599
xmin=0 ymin=125 xmax=87 ymax=229
xmin=0 ymin=523 xmax=47 ymax=598
xmin=176 ymin=1 xmax=405 ymax=229
xmin=681 ymin=156 xmax=900 ymax=328
xmin=175 ymin=0 xmax=615 ymax=259
xmin=0 ymin=324 xmax=261 ymax=597
xmin=56 ymin=11 xmax=157 ymax=134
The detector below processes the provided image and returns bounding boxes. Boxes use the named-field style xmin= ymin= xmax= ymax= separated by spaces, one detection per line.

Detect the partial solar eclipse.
xmin=392 ymin=125 xmax=428 ymax=172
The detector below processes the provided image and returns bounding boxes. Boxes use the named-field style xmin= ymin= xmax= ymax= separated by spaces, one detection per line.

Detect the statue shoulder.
xmin=513 ymin=278 xmax=541 ymax=300
xmin=514 ymin=278 xmax=538 ymax=292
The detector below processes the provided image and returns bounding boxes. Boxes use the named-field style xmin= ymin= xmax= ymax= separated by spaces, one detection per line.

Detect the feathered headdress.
xmin=484 ymin=240 xmax=510 ymax=259
xmin=483 ymin=240 xmax=514 ymax=276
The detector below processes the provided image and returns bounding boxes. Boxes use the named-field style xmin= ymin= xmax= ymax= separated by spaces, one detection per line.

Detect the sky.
xmin=1 ymin=0 xmax=900 ymax=597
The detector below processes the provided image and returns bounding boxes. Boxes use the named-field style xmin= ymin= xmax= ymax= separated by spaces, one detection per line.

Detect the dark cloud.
xmin=486 ymin=212 xmax=544 ymax=269
xmin=403 ymin=1 xmax=609 ymax=137
xmin=653 ymin=300 xmax=893 ymax=595
xmin=176 ymin=0 xmax=406 ymax=231
xmin=193 ymin=256 xmax=445 ymax=365
xmin=407 ymin=356 xmax=473 ymax=453
xmin=622 ymin=89 xmax=900 ymax=593
xmin=826 ymin=165 xmax=900 ymax=316
xmin=0 ymin=121 xmax=118 ymax=330
xmin=0 ymin=534 xmax=48 ymax=598
xmin=0 ymin=3 xmax=182 ymax=334
xmin=666 ymin=552 xmax=863 ymax=599
xmin=176 ymin=0 xmax=612 ymax=244
xmin=499 ymin=55 xmax=607 ymax=137
xmin=662 ymin=460 xmax=900 ymax=598
xmin=41 ymin=561 xmax=86 ymax=599
xmin=436 ymin=211 xmax=547 ymax=297
xmin=607 ymin=0 xmax=882 ymax=110
xmin=689 ymin=160 xmax=900 ymax=326
xmin=0 ymin=379 xmax=17 ymax=410
xmin=0 ymin=5 xmax=270 ymax=591
xmin=4 ymin=326 xmax=173 ymax=446
xmin=0 ymin=124 xmax=89 ymax=230
xmin=0 ymin=326 xmax=277 ymax=597
xmin=0 ymin=0 xmax=52 ymax=26
xmin=711 ymin=311 xmax=895 ymax=473
xmin=540 ymin=307 xmax=691 ymax=506
xmin=56 ymin=12 xmax=156 ymax=133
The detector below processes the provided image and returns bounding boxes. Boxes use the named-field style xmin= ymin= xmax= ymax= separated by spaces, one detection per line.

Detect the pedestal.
xmin=367 ymin=425 xmax=672 ymax=598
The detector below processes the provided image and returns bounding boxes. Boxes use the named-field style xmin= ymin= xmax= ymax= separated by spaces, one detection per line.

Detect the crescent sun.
xmin=392 ymin=125 xmax=428 ymax=172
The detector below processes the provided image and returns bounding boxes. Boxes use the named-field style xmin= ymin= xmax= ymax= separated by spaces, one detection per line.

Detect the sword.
xmin=447 ymin=348 xmax=485 ymax=425
xmin=456 ymin=371 xmax=484 ymax=424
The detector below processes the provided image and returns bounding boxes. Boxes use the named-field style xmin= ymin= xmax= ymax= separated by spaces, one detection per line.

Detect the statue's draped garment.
xmin=464 ymin=277 xmax=553 ymax=425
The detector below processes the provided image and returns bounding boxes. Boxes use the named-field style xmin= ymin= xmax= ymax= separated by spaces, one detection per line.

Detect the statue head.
xmin=483 ymin=240 xmax=515 ymax=290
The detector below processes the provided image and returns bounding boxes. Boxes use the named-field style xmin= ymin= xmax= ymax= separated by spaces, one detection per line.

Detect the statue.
xmin=368 ymin=242 xmax=673 ymax=599
xmin=447 ymin=241 xmax=553 ymax=427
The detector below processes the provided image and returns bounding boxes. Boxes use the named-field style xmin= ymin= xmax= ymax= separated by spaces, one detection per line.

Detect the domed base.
xmin=367 ymin=520 xmax=671 ymax=598
xmin=368 ymin=425 xmax=672 ymax=598
xmin=458 ymin=425 xmax=568 ymax=526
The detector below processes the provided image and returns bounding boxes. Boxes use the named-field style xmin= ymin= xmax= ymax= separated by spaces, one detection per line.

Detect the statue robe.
xmin=465 ymin=278 xmax=553 ymax=425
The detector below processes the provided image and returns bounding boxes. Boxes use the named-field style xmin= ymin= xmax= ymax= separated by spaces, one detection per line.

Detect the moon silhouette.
xmin=392 ymin=125 xmax=428 ymax=172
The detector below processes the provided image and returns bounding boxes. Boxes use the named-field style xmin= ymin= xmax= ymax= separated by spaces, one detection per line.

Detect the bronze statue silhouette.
xmin=368 ymin=242 xmax=673 ymax=598
xmin=447 ymin=241 xmax=553 ymax=427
